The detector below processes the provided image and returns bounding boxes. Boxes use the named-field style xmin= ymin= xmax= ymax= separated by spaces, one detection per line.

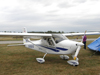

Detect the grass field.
xmin=0 ymin=35 xmax=100 ymax=75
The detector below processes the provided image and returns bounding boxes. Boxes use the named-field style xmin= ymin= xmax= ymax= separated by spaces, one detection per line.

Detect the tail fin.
xmin=23 ymin=27 xmax=27 ymax=33
xmin=23 ymin=27 xmax=30 ymax=44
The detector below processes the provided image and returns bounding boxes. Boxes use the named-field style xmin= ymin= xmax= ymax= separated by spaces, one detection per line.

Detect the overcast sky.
xmin=0 ymin=0 xmax=100 ymax=32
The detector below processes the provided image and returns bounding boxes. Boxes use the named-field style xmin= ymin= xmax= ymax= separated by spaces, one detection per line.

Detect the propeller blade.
xmin=84 ymin=30 xmax=87 ymax=35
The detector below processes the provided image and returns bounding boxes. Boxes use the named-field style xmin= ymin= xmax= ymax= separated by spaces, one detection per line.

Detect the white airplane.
xmin=0 ymin=28 xmax=99 ymax=66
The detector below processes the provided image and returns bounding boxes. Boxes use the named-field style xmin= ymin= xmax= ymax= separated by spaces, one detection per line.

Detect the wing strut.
xmin=27 ymin=39 xmax=37 ymax=46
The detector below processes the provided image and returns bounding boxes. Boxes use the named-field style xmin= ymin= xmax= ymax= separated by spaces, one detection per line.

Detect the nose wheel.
xmin=67 ymin=60 xmax=79 ymax=66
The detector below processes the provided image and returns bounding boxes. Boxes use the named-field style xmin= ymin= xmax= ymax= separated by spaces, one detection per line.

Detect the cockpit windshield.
xmin=52 ymin=34 xmax=67 ymax=43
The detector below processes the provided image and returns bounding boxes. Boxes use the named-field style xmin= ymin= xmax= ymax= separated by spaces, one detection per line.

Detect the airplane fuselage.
xmin=24 ymin=39 xmax=83 ymax=55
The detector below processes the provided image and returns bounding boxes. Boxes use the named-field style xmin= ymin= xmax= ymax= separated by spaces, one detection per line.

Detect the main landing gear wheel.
xmin=36 ymin=53 xmax=47 ymax=64
xmin=36 ymin=58 xmax=45 ymax=64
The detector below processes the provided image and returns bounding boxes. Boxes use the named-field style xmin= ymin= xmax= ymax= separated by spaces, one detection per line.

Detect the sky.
xmin=0 ymin=0 xmax=100 ymax=32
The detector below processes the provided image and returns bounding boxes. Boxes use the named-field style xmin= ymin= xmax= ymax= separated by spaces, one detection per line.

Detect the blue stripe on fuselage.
xmin=56 ymin=47 xmax=68 ymax=51
xmin=39 ymin=45 xmax=68 ymax=52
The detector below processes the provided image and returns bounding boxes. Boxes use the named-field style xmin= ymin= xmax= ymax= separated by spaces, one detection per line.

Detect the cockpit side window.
xmin=52 ymin=34 xmax=67 ymax=43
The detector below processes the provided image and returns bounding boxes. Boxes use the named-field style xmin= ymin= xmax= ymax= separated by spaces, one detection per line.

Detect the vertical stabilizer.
xmin=23 ymin=27 xmax=27 ymax=33
xmin=23 ymin=27 xmax=29 ymax=44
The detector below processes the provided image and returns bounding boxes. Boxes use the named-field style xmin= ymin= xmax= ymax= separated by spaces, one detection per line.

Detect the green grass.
xmin=0 ymin=41 xmax=100 ymax=75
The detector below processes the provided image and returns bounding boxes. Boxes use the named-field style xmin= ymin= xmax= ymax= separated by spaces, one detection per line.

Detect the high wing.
xmin=0 ymin=33 xmax=52 ymax=38
xmin=0 ymin=32 xmax=99 ymax=38
xmin=62 ymin=32 xmax=100 ymax=36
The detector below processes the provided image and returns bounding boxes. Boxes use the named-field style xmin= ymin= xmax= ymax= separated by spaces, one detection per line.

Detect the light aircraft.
xmin=0 ymin=28 xmax=99 ymax=66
